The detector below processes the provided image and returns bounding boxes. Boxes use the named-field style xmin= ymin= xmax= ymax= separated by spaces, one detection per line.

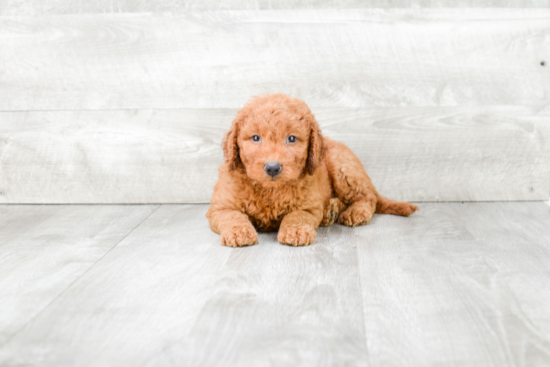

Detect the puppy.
xmin=206 ymin=94 xmax=418 ymax=247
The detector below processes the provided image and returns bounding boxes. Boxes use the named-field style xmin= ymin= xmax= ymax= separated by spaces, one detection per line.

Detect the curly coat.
xmin=206 ymin=94 xmax=418 ymax=247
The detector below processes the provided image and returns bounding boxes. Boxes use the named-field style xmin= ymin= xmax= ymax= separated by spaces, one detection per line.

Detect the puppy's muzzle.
xmin=264 ymin=162 xmax=282 ymax=177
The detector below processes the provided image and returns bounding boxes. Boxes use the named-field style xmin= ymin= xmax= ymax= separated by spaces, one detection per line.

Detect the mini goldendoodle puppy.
xmin=207 ymin=94 xmax=418 ymax=247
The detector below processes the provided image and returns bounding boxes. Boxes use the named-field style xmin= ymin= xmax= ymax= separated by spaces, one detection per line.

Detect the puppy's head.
xmin=223 ymin=94 xmax=324 ymax=185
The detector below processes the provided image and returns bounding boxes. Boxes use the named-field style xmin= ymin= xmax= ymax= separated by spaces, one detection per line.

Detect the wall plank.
xmin=0 ymin=9 xmax=548 ymax=110
xmin=2 ymin=0 xmax=550 ymax=15
xmin=0 ymin=106 xmax=547 ymax=203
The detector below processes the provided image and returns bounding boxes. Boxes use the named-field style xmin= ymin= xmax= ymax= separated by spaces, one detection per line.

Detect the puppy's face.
xmin=223 ymin=94 xmax=324 ymax=186
xmin=238 ymin=110 xmax=310 ymax=184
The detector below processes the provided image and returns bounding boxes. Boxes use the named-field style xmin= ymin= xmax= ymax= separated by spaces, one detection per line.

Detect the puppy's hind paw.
xmin=338 ymin=202 xmax=374 ymax=227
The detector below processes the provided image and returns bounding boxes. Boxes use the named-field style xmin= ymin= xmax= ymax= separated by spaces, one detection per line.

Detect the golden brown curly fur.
xmin=206 ymin=94 xmax=418 ymax=247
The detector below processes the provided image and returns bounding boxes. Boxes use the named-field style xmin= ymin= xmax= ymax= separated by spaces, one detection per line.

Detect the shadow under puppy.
xmin=207 ymin=94 xmax=418 ymax=247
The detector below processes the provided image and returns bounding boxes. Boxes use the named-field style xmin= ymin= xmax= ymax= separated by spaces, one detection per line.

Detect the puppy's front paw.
xmin=220 ymin=225 xmax=258 ymax=247
xmin=278 ymin=225 xmax=316 ymax=247
xmin=338 ymin=204 xmax=373 ymax=227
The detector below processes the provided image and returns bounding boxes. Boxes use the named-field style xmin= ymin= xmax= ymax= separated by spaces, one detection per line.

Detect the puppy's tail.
xmin=375 ymin=195 xmax=419 ymax=217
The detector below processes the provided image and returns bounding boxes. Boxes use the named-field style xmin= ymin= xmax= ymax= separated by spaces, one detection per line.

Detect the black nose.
xmin=264 ymin=162 xmax=282 ymax=177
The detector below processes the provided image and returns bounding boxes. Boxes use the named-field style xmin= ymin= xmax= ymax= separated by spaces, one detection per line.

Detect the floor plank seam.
xmin=0 ymin=204 xmax=162 ymax=348
xmin=353 ymin=235 xmax=372 ymax=367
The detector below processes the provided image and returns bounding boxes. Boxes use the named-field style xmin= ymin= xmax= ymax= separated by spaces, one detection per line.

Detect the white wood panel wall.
xmin=2 ymin=0 xmax=550 ymax=14
xmin=0 ymin=7 xmax=548 ymax=203
xmin=1 ymin=10 xmax=548 ymax=110
xmin=0 ymin=106 xmax=547 ymax=203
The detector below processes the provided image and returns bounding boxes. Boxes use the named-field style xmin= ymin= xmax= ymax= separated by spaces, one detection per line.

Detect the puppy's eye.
xmin=251 ymin=135 xmax=261 ymax=142
xmin=287 ymin=135 xmax=297 ymax=143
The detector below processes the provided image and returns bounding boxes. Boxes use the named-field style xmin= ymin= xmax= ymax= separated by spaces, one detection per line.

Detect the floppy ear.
xmin=305 ymin=113 xmax=325 ymax=175
xmin=222 ymin=110 xmax=245 ymax=171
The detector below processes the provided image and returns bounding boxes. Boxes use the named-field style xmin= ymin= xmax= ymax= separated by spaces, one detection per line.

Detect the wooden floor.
xmin=1 ymin=202 xmax=549 ymax=366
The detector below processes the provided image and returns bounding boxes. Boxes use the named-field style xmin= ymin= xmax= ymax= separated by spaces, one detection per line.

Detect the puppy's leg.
xmin=278 ymin=210 xmax=322 ymax=246
xmin=325 ymin=139 xmax=417 ymax=227
xmin=207 ymin=209 xmax=258 ymax=247
xmin=325 ymin=140 xmax=377 ymax=227
xmin=320 ymin=197 xmax=346 ymax=227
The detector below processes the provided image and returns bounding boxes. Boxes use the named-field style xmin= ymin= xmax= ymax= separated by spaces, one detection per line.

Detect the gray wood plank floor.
xmin=0 ymin=204 xmax=159 ymax=346
xmin=0 ymin=202 xmax=549 ymax=366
